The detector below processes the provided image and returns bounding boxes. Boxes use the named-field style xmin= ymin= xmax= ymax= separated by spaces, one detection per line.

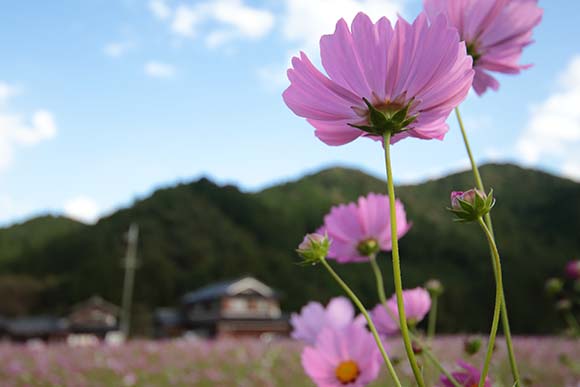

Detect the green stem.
xmin=427 ymin=295 xmax=438 ymax=342
xmin=320 ymin=258 xmax=402 ymax=387
xmin=455 ymin=106 xmax=521 ymax=386
xmin=477 ymin=217 xmax=503 ymax=387
xmin=368 ymin=257 xmax=462 ymax=387
xmin=564 ymin=311 xmax=580 ymax=335
xmin=369 ymin=254 xmax=388 ymax=304
xmin=384 ymin=131 xmax=426 ymax=387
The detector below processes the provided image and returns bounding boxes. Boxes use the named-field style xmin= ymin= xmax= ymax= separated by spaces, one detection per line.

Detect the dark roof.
xmin=70 ymin=295 xmax=120 ymax=315
xmin=6 ymin=316 xmax=68 ymax=336
xmin=181 ymin=277 xmax=278 ymax=304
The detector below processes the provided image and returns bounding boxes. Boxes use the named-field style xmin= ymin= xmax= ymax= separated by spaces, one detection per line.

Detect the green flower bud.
xmin=448 ymin=189 xmax=495 ymax=222
xmin=424 ymin=279 xmax=444 ymax=297
xmin=545 ymin=277 xmax=564 ymax=297
xmin=296 ymin=233 xmax=330 ymax=265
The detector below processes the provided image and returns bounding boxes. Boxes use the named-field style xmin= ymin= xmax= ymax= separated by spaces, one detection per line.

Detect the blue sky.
xmin=0 ymin=0 xmax=578 ymax=225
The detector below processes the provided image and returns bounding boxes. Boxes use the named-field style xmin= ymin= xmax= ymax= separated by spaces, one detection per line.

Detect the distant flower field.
xmin=0 ymin=336 xmax=578 ymax=387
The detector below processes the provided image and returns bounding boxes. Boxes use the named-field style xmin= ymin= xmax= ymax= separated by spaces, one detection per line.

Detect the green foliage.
xmin=1 ymin=164 xmax=578 ymax=334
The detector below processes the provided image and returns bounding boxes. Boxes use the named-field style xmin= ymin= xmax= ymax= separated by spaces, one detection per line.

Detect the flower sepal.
xmin=448 ymin=189 xmax=495 ymax=222
xmin=296 ymin=233 xmax=330 ymax=265
xmin=348 ymin=98 xmax=418 ymax=136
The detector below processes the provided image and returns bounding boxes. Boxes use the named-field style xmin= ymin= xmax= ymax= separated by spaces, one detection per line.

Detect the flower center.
xmin=357 ymin=238 xmax=380 ymax=256
xmin=466 ymin=42 xmax=482 ymax=64
xmin=335 ymin=360 xmax=360 ymax=384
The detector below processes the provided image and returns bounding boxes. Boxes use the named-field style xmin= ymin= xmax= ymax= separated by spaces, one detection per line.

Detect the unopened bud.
xmin=556 ymin=299 xmax=572 ymax=312
xmin=464 ymin=337 xmax=482 ymax=356
xmin=448 ymin=189 xmax=495 ymax=222
xmin=565 ymin=260 xmax=580 ymax=280
xmin=424 ymin=279 xmax=444 ymax=297
xmin=545 ymin=278 xmax=564 ymax=296
xmin=296 ymin=233 xmax=330 ymax=265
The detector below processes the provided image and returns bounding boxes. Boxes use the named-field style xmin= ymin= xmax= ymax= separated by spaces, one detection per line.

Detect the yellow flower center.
xmin=335 ymin=360 xmax=360 ymax=384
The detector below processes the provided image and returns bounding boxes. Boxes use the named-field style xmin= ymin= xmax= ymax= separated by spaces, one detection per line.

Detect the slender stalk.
xmin=320 ymin=258 xmax=402 ymax=387
xmin=368 ymin=257 xmax=462 ymax=387
xmin=384 ymin=131 xmax=426 ymax=387
xmin=477 ymin=217 xmax=503 ymax=387
xmin=369 ymin=254 xmax=388 ymax=304
xmin=427 ymin=295 xmax=438 ymax=342
xmin=455 ymin=106 xmax=521 ymax=386
xmin=564 ymin=311 xmax=580 ymax=335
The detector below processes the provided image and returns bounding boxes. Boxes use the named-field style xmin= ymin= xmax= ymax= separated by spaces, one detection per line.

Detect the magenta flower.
xmin=302 ymin=323 xmax=381 ymax=387
xmin=565 ymin=260 xmax=580 ymax=280
xmin=372 ymin=287 xmax=431 ymax=336
xmin=440 ymin=361 xmax=492 ymax=387
xmin=319 ymin=193 xmax=411 ymax=263
xmin=291 ymin=297 xmax=365 ymax=345
xmin=424 ymin=0 xmax=543 ymax=95
xmin=282 ymin=12 xmax=473 ymax=146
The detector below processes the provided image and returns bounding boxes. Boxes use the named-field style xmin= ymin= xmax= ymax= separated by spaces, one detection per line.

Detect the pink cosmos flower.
xmin=282 ymin=12 xmax=473 ymax=146
xmin=372 ymin=287 xmax=431 ymax=336
xmin=440 ymin=361 xmax=492 ymax=387
xmin=291 ymin=297 xmax=365 ymax=345
xmin=319 ymin=193 xmax=411 ymax=263
xmin=424 ymin=0 xmax=543 ymax=95
xmin=302 ymin=323 xmax=381 ymax=387
xmin=565 ymin=260 xmax=580 ymax=280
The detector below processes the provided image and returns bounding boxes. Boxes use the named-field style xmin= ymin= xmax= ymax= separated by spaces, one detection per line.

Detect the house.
xmin=67 ymin=295 xmax=120 ymax=338
xmin=180 ymin=276 xmax=289 ymax=338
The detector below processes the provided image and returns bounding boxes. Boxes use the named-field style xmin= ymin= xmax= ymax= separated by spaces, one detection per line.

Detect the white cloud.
xmin=144 ymin=61 xmax=176 ymax=78
xmin=0 ymin=85 xmax=57 ymax=170
xmin=156 ymin=0 xmax=274 ymax=48
xmin=516 ymin=55 xmax=580 ymax=180
xmin=64 ymin=196 xmax=100 ymax=224
xmin=0 ymin=82 xmax=20 ymax=104
xmin=149 ymin=0 xmax=171 ymax=20
xmin=281 ymin=0 xmax=406 ymax=54
xmin=103 ymin=41 xmax=133 ymax=58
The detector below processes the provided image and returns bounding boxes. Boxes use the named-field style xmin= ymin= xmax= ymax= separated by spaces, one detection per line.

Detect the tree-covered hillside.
xmin=1 ymin=164 xmax=578 ymax=334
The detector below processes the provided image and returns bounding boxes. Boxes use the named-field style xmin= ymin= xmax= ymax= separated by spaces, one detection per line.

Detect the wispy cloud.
xmin=516 ymin=55 xmax=580 ymax=180
xmin=103 ymin=41 xmax=134 ymax=58
xmin=152 ymin=0 xmax=275 ymax=48
xmin=149 ymin=0 xmax=171 ymax=21
xmin=0 ymin=82 xmax=57 ymax=170
xmin=144 ymin=61 xmax=176 ymax=78
xmin=281 ymin=0 xmax=406 ymax=53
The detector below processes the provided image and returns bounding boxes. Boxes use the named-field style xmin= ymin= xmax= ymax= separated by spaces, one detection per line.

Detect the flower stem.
xmin=427 ymin=295 xmax=438 ymax=342
xmin=384 ymin=131 xmax=426 ymax=387
xmin=477 ymin=217 xmax=503 ymax=387
xmin=368 ymin=256 xmax=462 ymax=387
xmin=369 ymin=254 xmax=387 ymax=304
xmin=455 ymin=106 xmax=521 ymax=386
xmin=564 ymin=310 xmax=580 ymax=336
xmin=320 ymin=258 xmax=402 ymax=387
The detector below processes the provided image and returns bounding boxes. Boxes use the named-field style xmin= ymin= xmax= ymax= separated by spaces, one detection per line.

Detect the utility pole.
xmin=120 ymin=223 xmax=139 ymax=339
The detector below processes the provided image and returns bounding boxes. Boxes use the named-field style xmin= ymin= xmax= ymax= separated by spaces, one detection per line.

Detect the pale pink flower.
xmin=319 ymin=193 xmax=411 ymax=263
xmin=372 ymin=287 xmax=431 ymax=336
xmin=283 ymin=12 xmax=473 ymax=146
xmin=424 ymin=0 xmax=543 ymax=95
xmin=302 ymin=323 xmax=381 ymax=387
xmin=291 ymin=297 xmax=365 ymax=345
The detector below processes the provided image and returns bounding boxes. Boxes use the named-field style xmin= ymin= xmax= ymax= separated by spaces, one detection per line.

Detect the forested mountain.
xmin=1 ymin=164 xmax=578 ymax=334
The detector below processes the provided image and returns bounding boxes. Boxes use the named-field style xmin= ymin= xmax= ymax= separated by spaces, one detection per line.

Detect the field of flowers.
xmin=0 ymin=336 xmax=578 ymax=387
